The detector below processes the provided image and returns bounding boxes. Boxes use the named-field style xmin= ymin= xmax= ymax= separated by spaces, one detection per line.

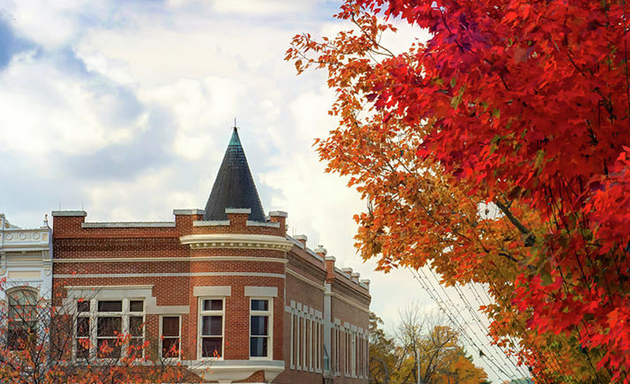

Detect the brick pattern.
xmin=52 ymin=210 xmax=370 ymax=383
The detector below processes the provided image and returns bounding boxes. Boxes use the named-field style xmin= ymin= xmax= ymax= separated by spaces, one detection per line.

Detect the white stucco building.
xmin=0 ymin=213 xmax=52 ymax=301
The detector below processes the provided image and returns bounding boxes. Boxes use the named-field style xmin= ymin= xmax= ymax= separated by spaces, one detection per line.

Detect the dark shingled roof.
xmin=203 ymin=128 xmax=266 ymax=222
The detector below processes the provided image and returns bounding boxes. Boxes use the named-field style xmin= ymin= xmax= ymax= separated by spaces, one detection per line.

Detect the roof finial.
xmin=233 ymin=117 xmax=237 ymax=132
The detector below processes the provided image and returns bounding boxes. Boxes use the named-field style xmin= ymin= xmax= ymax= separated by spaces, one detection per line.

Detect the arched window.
xmin=7 ymin=287 xmax=39 ymax=350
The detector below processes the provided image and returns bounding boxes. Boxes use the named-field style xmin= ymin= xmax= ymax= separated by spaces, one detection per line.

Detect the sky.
xmin=0 ymin=0 xmax=524 ymax=381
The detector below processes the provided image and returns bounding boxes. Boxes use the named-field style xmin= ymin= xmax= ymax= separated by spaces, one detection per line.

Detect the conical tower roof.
xmin=203 ymin=128 xmax=266 ymax=222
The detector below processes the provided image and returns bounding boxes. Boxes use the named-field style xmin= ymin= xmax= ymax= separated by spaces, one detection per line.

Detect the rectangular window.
xmin=75 ymin=298 xmax=144 ymax=360
xmin=161 ymin=316 xmax=181 ymax=359
xmin=7 ymin=288 xmax=39 ymax=351
xmin=352 ymin=331 xmax=357 ymax=377
xmin=306 ymin=319 xmax=313 ymax=371
xmin=303 ymin=318 xmax=308 ymax=371
xmin=199 ymin=298 xmax=224 ymax=358
xmin=295 ymin=313 xmax=301 ymax=369
xmin=250 ymin=298 xmax=271 ymax=359
xmin=330 ymin=325 xmax=337 ymax=372
xmin=290 ymin=312 xmax=295 ymax=369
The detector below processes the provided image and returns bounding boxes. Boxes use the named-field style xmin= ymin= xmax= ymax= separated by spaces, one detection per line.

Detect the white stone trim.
xmin=246 ymin=221 xmax=280 ymax=228
xmin=306 ymin=249 xmax=324 ymax=262
xmin=286 ymin=235 xmax=305 ymax=249
xmin=225 ymin=208 xmax=251 ymax=214
xmin=62 ymin=285 xmax=189 ymax=315
xmin=173 ymin=209 xmax=204 ymax=215
xmin=268 ymin=211 xmax=287 ymax=218
xmin=53 ymin=256 xmax=288 ymax=264
xmin=244 ymin=286 xmax=277 ymax=297
xmin=335 ymin=267 xmax=352 ymax=280
xmin=51 ymin=210 xmax=86 ymax=217
xmin=187 ymin=359 xmax=285 ymax=383
xmin=193 ymin=220 xmax=230 ymax=227
xmin=55 ymin=272 xmax=286 ymax=279
xmin=314 ymin=245 xmax=327 ymax=256
xmin=180 ymin=233 xmax=293 ymax=251
xmin=147 ymin=305 xmax=189 ymax=314
xmin=286 ymin=269 xmax=326 ymax=291
xmin=7 ymin=270 xmax=40 ymax=279
xmin=194 ymin=286 xmax=232 ymax=297
xmin=81 ymin=222 xmax=176 ymax=228
xmin=65 ymin=285 xmax=153 ymax=300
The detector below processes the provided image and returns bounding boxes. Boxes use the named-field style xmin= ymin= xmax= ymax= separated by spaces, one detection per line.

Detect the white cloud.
xmin=0 ymin=0 xmax=109 ymax=50
xmin=0 ymin=53 xmax=143 ymax=160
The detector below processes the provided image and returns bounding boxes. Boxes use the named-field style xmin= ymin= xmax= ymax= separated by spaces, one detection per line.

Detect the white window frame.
xmin=249 ymin=297 xmax=273 ymax=360
xmin=73 ymin=298 xmax=145 ymax=360
xmin=198 ymin=297 xmax=225 ymax=360
xmin=159 ymin=315 xmax=182 ymax=360
xmin=307 ymin=317 xmax=312 ymax=371
xmin=351 ymin=330 xmax=357 ymax=378
xmin=289 ymin=309 xmax=295 ymax=369
xmin=6 ymin=286 xmax=40 ymax=351
xmin=296 ymin=312 xmax=301 ymax=370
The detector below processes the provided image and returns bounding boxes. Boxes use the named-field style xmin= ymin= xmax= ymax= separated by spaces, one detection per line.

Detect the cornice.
xmin=180 ymin=233 xmax=293 ymax=251
xmin=54 ymin=256 xmax=289 ymax=264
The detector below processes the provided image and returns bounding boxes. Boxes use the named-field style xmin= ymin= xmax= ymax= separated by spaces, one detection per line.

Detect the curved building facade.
xmin=51 ymin=129 xmax=370 ymax=383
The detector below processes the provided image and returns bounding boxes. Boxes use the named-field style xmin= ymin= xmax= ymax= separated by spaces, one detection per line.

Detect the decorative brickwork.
xmin=50 ymin=130 xmax=370 ymax=383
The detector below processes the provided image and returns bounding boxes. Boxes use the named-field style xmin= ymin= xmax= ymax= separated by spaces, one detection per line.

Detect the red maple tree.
xmin=288 ymin=0 xmax=630 ymax=382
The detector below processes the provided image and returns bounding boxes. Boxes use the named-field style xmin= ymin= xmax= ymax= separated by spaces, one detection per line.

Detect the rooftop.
xmin=203 ymin=128 xmax=266 ymax=222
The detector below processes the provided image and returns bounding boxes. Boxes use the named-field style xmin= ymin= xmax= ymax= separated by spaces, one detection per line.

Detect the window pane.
xmin=76 ymin=339 xmax=90 ymax=359
xmin=76 ymin=317 xmax=90 ymax=337
xmin=129 ymin=316 xmax=143 ymax=336
xmin=162 ymin=317 xmax=179 ymax=337
xmin=251 ymin=299 xmax=268 ymax=311
xmin=7 ymin=328 xmax=30 ymax=350
xmin=250 ymin=336 xmax=268 ymax=357
xmin=202 ymin=315 xmax=222 ymax=336
xmin=77 ymin=300 xmax=90 ymax=313
xmin=98 ymin=301 xmax=122 ymax=312
xmin=8 ymin=289 xmax=38 ymax=306
xmin=203 ymin=299 xmax=223 ymax=311
xmin=97 ymin=339 xmax=121 ymax=358
xmin=130 ymin=300 xmax=144 ymax=312
xmin=201 ymin=337 xmax=222 ymax=358
xmin=129 ymin=337 xmax=144 ymax=357
xmin=251 ymin=315 xmax=268 ymax=336
xmin=162 ymin=337 xmax=180 ymax=358
xmin=97 ymin=317 xmax=121 ymax=336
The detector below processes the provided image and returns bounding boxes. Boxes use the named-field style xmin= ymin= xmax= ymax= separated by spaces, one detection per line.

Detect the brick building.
xmin=52 ymin=128 xmax=371 ymax=383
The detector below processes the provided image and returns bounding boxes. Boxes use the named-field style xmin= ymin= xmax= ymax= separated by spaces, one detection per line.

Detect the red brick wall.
xmin=52 ymin=211 xmax=370 ymax=383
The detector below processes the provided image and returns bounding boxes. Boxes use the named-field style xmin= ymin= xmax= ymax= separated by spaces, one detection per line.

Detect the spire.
xmin=203 ymin=127 xmax=266 ymax=222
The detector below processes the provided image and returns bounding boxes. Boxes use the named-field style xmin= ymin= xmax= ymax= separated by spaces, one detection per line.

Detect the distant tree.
xmin=372 ymin=303 xmax=488 ymax=384
xmin=369 ymin=312 xmax=396 ymax=384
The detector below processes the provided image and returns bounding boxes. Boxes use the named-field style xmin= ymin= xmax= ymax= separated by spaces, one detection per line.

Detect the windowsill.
xmin=160 ymin=356 xmax=182 ymax=362
xmin=197 ymin=356 xmax=224 ymax=362
xmin=249 ymin=356 xmax=272 ymax=361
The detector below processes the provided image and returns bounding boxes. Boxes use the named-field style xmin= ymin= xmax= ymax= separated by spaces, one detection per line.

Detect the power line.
xmin=408 ymin=267 xmax=515 ymax=381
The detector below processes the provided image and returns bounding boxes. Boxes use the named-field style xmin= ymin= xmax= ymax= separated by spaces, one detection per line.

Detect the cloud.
xmin=0 ymin=53 xmax=146 ymax=159
xmin=0 ymin=0 xmax=110 ymax=50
